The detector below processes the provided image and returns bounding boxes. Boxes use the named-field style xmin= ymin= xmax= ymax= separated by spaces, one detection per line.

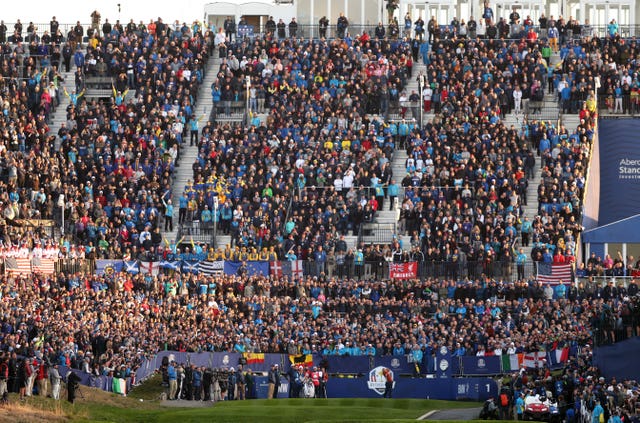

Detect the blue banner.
xmin=325 ymin=376 xmax=498 ymax=400
xmin=318 ymin=355 xmax=370 ymax=374
xmin=593 ymin=337 xmax=640 ymax=382
xmin=460 ymin=356 xmax=502 ymax=375
xmin=374 ymin=355 xmax=416 ymax=375
xmin=598 ymin=120 xmax=640 ymax=226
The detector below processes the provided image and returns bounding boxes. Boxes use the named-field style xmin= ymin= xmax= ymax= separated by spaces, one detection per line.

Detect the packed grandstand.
xmin=0 ymin=7 xmax=637 ymax=421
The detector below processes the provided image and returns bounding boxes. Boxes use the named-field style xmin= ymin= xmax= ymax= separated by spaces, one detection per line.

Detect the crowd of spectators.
xmin=0 ymin=16 xmax=214 ymax=259
xmin=187 ymin=30 xmax=417 ymax=258
xmin=0 ymin=8 xmax=639 ymax=411
xmin=0 ymin=269 xmax=638 ymax=397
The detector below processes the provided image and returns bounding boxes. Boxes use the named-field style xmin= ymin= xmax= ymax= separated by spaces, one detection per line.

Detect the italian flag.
xmin=112 ymin=377 xmax=127 ymax=396
xmin=501 ymin=353 xmax=523 ymax=372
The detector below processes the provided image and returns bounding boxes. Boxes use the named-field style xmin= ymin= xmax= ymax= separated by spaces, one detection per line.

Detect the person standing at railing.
xmin=162 ymin=193 xmax=174 ymax=232
xmin=288 ymin=18 xmax=298 ymax=38
xmin=608 ymin=19 xmax=619 ymax=38
xmin=375 ymin=22 xmax=385 ymax=39
xmin=547 ymin=24 xmax=559 ymax=53
xmin=427 ymin=16 xmax=436 ymax=44
xmin=224 ymin=16 xmax=236 ymax=42
xmin=414 ymin=15 xmax=425 ymax=41
xmin=614 ymin=82 xmax=623 ymax=114
xmin=513 ymin=85 xmax=522 ymax=114
xmin=47 ymin=17 xmax=58 ymax=38
xmin=516 ymin=248 xmax=527 ymax=280
xmin=276 ymin=19 xmax=286 ymax=39
xmin=336 ymin=13 xmax=348 ymax=39
xmin=318 ymin=16 xmax=329 ymax=39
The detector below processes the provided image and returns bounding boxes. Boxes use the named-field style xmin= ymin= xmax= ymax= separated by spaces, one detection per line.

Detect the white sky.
xmin=1 ymin=0 xmax=210 ymax=26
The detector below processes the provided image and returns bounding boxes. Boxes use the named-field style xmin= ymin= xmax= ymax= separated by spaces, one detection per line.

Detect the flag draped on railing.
xmin=4 ymin=257 xmax=55 ymax=275
xmin=536 ymin=263 xmax=573 ymax=284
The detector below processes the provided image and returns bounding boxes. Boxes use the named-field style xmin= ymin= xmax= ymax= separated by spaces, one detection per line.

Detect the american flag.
xmin=4 ymin=257 xmax=31 ymax=275
xmin=537 ymin=263 xmax=573 ymax=284
xmin=31 ymin=257 xmax=56 ymax=275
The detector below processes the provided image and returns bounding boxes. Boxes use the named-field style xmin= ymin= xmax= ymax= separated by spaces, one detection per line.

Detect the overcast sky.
xmin=2 ymin=0 xmax=210 ymax=25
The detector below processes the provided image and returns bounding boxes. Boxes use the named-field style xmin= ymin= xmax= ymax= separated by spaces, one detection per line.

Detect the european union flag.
xmin=96 ymin=260 xmax=124 ymax=276
xmin=223 ymin=261 xmax=269 ymax=276
xmin=246 ymin=261 xmax=269 ymax=276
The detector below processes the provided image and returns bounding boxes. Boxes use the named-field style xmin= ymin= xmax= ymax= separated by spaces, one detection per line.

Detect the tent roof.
xmin=582 ymin=213 xmax=640 ymax=243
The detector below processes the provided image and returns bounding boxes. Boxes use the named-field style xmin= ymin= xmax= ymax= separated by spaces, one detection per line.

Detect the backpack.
xmin=500 ymin=393 xmax=509 ymax=407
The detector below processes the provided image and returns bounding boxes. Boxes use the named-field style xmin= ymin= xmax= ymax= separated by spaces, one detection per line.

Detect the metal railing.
xmin=594 ymin=94 xmax=640 ymax=116
xmin=2 ymin=21 xmax=640 ymax=45
xmin=357 ymin=222 xmax=397 ymax=246
xmin=301 ymin=259 xmax=538 ymax=282
xmin=176 ymin=220 xmax=215 ymax=245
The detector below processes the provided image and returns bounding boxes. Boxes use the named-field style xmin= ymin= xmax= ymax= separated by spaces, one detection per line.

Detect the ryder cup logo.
xmin=222 ymin=355 xmax=229 ymax=365
xmin=367 ymin=366 xmax=394 ymax=395
xmin=390 ymin=358 xmax=400 ymax=369
xmin=477 ymin=358 xmax=486 ymax=368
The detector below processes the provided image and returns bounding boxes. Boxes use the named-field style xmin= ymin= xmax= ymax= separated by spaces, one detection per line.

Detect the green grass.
xmin=2 ymin=376 xmax=483 ymax=423
xmin=84 ymin=398 xmax=479 ymax=423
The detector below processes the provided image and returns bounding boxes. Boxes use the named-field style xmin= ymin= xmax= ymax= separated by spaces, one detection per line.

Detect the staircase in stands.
xmin=164 ymin=55 xmax=221 ymax=244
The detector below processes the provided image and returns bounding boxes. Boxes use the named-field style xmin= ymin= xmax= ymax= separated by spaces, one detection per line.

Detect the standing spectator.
xmin=404 ymin=13 xmax=412 ymax=37
xmin=314 ymin=245 xmax=327 ymax=277
xmin=224 ymin=16 xmax=236 ymax=42
xmin=0 ymin=21 xmax=6 ymax=43
xmin=288 ymin=18 xmax=298 ymax=38
xmin=189 ymin=114 xmax=203 ymax=146
xmin=482 ymin=1 xmax=494 ymax=25
xmin=162 ymin=194 xmax=174 ymax=232
xmin=0 ymin=356 xmax=7 ymax=398
xmin=516 ymin=248 xmax=527 ymax=280
xmin=538 ymin=13 xmax=548 ymax=39
xmin=513 ymin=85 xmax=522 ymax=114
xmin=375 ymin=22 xmax=385 ymax=39
xmin=427 ymin=16 xmax=437 ymax=43
xmin=414 ymin=15 xmax=425 ymax=40
xmin=548 ymin=24 xmax=559 ymax=53
xmin=276 ymin=19 xmax=286 ymax=39
xmin=268 ymin=364 xmax=280 ymax=399
xmin=265 ymin=16 xmax=276 ymax=36
xmin=49 ymin=364 xmax=61 ymax=400
xmin=319 ymin=16 xmax=329 ymax=38
xmin=90 ymin=10 xmax=101 ymax=31
xmin=167 ymin=361 xmax=177 ymax=400
xmin=337 ymin=13 xmax=348 ymax=39
xmin=50 ymin=16 xmax=59 ymax=36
